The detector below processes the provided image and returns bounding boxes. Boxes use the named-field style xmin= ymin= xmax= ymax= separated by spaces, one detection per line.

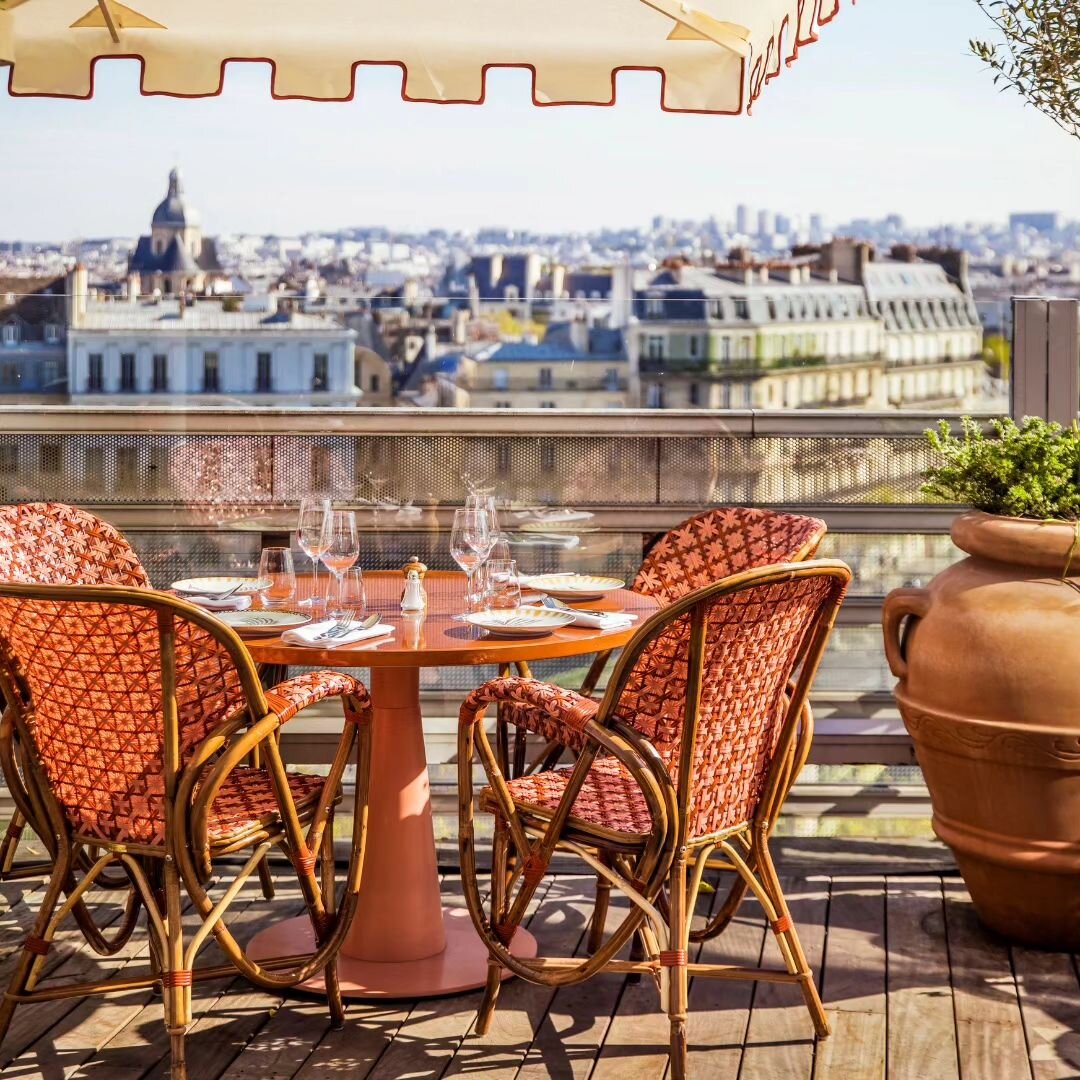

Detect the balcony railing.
xmin=0 ymin=405 xmax=977 ymax=787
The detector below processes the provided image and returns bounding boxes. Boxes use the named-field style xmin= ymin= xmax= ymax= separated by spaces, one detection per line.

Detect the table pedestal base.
xmin=248 ymin=907 xmax=537 ymax=999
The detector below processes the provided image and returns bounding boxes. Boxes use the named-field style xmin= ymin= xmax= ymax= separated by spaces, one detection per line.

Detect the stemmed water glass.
xmin=450 ymin=507 xmax=493 ymax=610
xmin=320 ymin=510 xmax=360 ymax=618
xmin=296 ymin=497 xmax=331 ymax=609
xmin=468 ymin=493 xmax=510 ymax=562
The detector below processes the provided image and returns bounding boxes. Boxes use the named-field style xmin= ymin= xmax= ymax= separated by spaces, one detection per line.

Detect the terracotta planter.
xmin=883 ymin=510 xmax=1080 ymax=949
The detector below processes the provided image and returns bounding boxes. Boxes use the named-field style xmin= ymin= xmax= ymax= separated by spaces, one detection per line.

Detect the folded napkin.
xmin=566 ymin=610 xmax=638 ymax=630
xmin=282 ymin=619 xmax=395 ymax=649
xmin=186 ymin=594 xmax=252 ymax=612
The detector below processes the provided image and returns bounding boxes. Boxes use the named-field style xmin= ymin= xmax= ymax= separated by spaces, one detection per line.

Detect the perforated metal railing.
xmin=0 ymin=407 xmax=973 ymax=791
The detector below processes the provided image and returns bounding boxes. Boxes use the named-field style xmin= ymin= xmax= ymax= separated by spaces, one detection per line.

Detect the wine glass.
xmin=297 ymin=497 xmax=331 ymax=609
xmin=320 ymin=510 xmax=360 ymax=617
xmin=450 ymin=507 xmax=492 ymax=610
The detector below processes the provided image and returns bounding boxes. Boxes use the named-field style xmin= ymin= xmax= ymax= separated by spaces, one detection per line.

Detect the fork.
xmin=313 ymin=611 xmax=357 ymax=642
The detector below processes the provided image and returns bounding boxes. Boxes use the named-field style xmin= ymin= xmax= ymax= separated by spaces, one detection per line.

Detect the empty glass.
xmin=450 ymin=506 xmax=493 ymax=610
xmin=335 ymin=567 xmax=367 ymax=620
xmin=258 ymin=547 xmax=296 ymax=608
xmin=484 ymin=559 xmax=521 ymax=609
xmin=296 ymin=496 xmax=331 ymax=608
xmin=320 ymin=510 xmax=360 ymax=617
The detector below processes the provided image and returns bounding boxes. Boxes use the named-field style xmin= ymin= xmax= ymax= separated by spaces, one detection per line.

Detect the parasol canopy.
xmin=0 ymin=0 xmax=850 ymax=113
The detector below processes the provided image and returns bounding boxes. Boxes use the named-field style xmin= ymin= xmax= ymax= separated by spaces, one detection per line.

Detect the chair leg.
xmin=161 ymin=859 xmax=192 ymax=1080
xmin=0 ymin=848 xmax=69 ymax=1047
xmin=320 ymin=822 xmax=345 ymax=1030
xmin=0 ymin=810 xmax=25 ymax=877
xmin=255 ymin=851 xmax=276 ymax=900
xmin=665 ymin=853 xmax=690 ymax=1080
xmin=755 ymin=837 xmax=830 ymax=1039
xmin=474 ymin=958 xmax=502 ymax=1036
xmin=587 ymin=865 xmax=612 ymax=954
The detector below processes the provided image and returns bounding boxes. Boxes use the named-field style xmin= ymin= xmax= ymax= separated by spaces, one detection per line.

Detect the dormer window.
xmin=1 ymin=323 xmax=18 ymax=347
xmin=645 ymin=293 xmax=664 ymax=318
xmin=44 ymin=323 xmax=61 ymax=344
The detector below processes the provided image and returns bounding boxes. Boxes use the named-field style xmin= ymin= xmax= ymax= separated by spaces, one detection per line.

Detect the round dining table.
xmin=244 ymin=570 xmax=659 ymax=999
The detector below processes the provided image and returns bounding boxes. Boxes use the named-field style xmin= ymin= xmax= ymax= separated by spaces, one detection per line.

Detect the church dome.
xmin=152 ymin=167 xmax=201 ymax=228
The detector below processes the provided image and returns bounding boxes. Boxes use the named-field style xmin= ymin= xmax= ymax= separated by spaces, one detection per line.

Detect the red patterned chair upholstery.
xmin=496 ymin=507 xmax=826 ymax=772
xmin=0 ymin=583 xmax=373 ymax=1079
xmin=0 ymin=503 xmax=151 ymax=878
xmin=458 ymin=561 xmax=850 ymax=1080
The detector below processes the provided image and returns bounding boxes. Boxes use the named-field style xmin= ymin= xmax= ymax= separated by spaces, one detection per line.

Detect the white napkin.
xmin=565 ymin=610 xmax=637 ymax=630
xmin=282 ymin=619 xmax=395 ymax=649
xmin=186 ymin=594 xmax=253 ymax=611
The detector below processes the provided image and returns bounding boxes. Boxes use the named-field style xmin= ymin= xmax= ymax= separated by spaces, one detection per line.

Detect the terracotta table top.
xmin=244 ymin=570 xmax=658 ymax=668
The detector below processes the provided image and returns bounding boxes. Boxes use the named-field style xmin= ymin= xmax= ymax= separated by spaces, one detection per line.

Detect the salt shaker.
xmin=401 ymin=569 xmax=427 ymax=612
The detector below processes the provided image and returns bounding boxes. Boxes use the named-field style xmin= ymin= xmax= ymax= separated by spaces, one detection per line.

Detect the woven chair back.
xmin=0 ymin=503 xmax=149 ymax=587
xmin=632 ymin=507 xmax=826 ymax=604
xmin=609 ymin=562 xmax=849 ymax=841
xmin=0 ymin=585 xmax=260 ymax=846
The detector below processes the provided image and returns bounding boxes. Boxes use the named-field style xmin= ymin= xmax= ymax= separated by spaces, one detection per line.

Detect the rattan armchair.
xmin=0 ymin=583 xmax=373 ymax=1080
xmin=0 ymin=502 xmax=152 ymax=879
xmin=459 ymin=560 xmax=850 ymax=1079
xmin=494 ymin=507 xmax=827 ymax=778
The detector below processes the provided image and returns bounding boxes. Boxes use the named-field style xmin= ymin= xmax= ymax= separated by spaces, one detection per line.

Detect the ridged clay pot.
xmin=883 ymin=510 xmax=1080 ymax=949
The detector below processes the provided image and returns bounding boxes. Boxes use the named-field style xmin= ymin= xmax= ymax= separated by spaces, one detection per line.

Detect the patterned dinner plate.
xmin=171 ymin=576 xmax=271 ymax=595
xmin=462 ymin=607 xmax=576 ymax=638
xmin=524 ymin=574 xmax=625 ymax=601
xmin=214 ymin=610 xmax=311 ymax=636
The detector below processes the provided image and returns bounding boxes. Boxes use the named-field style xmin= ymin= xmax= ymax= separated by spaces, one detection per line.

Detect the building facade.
xmin=0 ymin=272 xmax=72 ymax=402
xmin=633 ymin=241 xmax=986 ymax=411
xmin=68 ymin=293 xmax=358 ymax=406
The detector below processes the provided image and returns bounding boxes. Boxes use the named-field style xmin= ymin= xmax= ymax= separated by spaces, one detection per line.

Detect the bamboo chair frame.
xmin=458 ymin=560 xmax=850 ymax=1080
xmin=0 ymin=583 xmax=374 ymax=1080
xmin=487 ymin=507 xmax=828 ymax=955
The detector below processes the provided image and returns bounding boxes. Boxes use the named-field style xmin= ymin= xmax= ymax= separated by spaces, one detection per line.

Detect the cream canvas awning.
xmin=0 ymin=0 xmax=850 ymax=113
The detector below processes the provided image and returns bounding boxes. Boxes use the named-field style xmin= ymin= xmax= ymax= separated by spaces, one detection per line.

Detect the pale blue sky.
xmin=1 ymin=0 xmax=1077 ymax=239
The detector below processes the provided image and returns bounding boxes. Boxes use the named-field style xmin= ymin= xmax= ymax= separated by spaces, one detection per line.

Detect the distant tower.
xmin=129 ymin=167 xmax=224 ymax=296
xmin=757 ymin=209 xmax=774 ymax=237
xmin=735 ymin=204 xmax=751 ymax=234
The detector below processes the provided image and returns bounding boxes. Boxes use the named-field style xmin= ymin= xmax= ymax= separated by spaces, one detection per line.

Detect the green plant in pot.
xmin=884 ymin=415 xmax=1080 ymax=949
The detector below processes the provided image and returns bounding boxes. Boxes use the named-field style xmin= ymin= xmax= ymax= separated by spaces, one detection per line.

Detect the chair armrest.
xmin=461 ymin=676 xmax=598 ymax=751
xmin=263 ymin=671 xmax=371 ymax=726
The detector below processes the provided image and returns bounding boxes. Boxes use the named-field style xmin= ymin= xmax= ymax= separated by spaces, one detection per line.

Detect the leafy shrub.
xmin=922 ymin=416 xmax=1080 ymax=519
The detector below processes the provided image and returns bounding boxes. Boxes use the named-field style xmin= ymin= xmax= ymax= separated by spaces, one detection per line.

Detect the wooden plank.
xmin=589 ymin=871 xmax=721 ymax=1080
xmin=1045 ymin=300 xmax=1080 ymax=429
xmin=1012 ymin=297 xmax=1049 ymax=422
xmin=443 ymin=875 xmax=595 ymax=1080
xmin=0 ymin=888 xmax=135 ymax=1068
xmin=685 ymin=876 xmax=767 ymax=1076
xmin=364 ymin=876 xmax=552 ymax=1080
xmin=514 ymin=886 xmax=628 ymax=1080
xmin=813 ymin=876 xmax=887 ymax=1080
xmin=1010 ymin=943 xmax=1080 ymax=1080
xmin=83 ymin=888 xmax=305 ymax=1080
xmin=740 ymin=876 xmax=829 ymax=1080
xmin=885 ymin=877 xmax=958 ymax=1080
xmin=944 ymin=880 xmax=1031 ymax=1080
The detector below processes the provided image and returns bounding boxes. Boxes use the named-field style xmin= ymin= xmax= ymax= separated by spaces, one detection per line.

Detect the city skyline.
xmin=2 ymin=0 xmax=1079 ymax=240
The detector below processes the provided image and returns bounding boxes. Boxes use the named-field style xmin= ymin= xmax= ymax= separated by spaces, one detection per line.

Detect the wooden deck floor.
xmin=0 ymin=862 xmax=1078 ymax=1079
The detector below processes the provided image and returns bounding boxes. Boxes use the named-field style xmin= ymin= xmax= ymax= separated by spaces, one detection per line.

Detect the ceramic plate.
xmin=171 ymin=576 xmax=271 ymax=595
xmin=214 ymin=610 xmax=311 ymax=636
xmin=519 ymin=521 xmax=600 ymax=535
xmin=462 ymin=607 xmax=576 ymax=638
xmin=525 ymin=573 xmax=625 ymax=601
